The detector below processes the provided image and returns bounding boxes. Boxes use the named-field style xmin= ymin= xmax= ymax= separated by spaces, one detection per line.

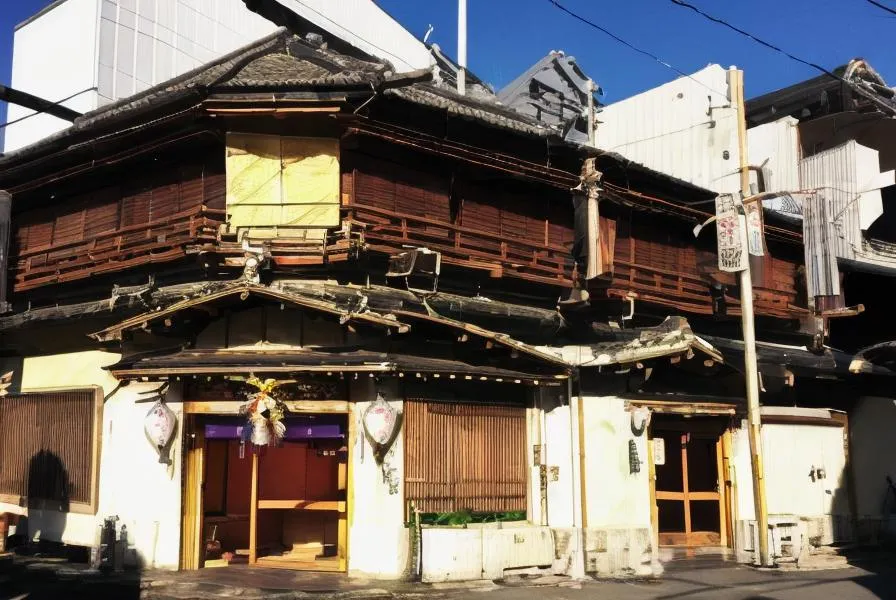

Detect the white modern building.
xmin=3 ymin=0 xmax=432 ymax=153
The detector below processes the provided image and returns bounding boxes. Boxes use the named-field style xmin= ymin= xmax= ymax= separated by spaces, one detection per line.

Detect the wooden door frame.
xmin=180 ymin=416 xmax=205 ymax=570
xmin=180 ymin=400 xmax=353 ymax=572
xmin=648 ymin=421 xmax=732 ymax=548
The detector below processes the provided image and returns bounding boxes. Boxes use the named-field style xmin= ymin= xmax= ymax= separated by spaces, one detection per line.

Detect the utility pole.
xmin=731 ymin=67 xmax=770 ymax=567
xmin=586 ymin=79 xmax=596 ymax=146
xmin=457 ymin=0 xmax=467 ymax=96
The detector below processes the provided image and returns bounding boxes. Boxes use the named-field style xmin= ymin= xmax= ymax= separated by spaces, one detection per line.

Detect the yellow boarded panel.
xmin=226 ymin=133 xmax=282 ymax=208
xmin=281 ymin=137 xmax=340 ymax=207
xmin=281 ymin=204 xmax=340 ymax=228
xmin=229 ymin=204 xmax=285 ymax=227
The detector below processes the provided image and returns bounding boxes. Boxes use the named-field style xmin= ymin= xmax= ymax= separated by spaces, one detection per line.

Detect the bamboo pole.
xmin=732 ymin=67 xmax=770 ymax=567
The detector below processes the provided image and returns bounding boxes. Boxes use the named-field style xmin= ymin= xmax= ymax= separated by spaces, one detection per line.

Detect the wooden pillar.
xmin=249 ymin=452 xmax=259 ymax=564
xmin=180 ymin=418 xmax=205 ymax=570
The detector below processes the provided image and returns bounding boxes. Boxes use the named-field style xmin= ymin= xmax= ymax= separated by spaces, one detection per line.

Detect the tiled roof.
xmin=0 ymin=26 xmax=565 ymax=167
xmin=386 ymin=84 xmax=556 ymax=138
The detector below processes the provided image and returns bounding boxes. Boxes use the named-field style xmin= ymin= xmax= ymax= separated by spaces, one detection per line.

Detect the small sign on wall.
xmin=653 ymin=438 xmax=666 ymax=466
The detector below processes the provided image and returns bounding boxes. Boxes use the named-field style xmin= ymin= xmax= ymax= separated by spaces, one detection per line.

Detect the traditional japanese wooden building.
xmin=0 ymin=26 xmax=890 ymax=581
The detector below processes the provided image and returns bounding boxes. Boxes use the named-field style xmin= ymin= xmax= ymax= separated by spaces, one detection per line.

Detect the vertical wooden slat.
xmin=0 ymin=389 xmax=99 ymax=507
xmin=404 ymin=400 xmax=526 ymax=513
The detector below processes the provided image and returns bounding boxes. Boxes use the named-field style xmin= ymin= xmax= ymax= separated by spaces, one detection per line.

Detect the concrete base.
xmin=552 ymin=527 xmax=658 ymax=578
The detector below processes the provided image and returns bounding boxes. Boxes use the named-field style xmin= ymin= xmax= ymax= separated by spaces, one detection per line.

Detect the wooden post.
xmin=180 ymin=419 xmax=205 ymax=570
xmin=249 ymin=452 xmax=259 ymax=564
xmin=646 ymin=429 xmax=659 ymax=558
xmin=681 ymin=434 xmax=692 ymax=540
xmin=716 ymin=437 xmax=728 ymax=547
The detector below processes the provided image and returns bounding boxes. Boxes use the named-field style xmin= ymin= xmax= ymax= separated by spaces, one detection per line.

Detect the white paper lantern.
xmin=144 ymin=400 xmax=177 ymax=464
xmin=362 ymin=393 xmax=398 ymax=463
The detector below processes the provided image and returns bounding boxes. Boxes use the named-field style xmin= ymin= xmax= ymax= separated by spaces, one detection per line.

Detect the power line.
xmin=667 ymin=0 xmax=842 ymax=82
xmin=545 ymin=0 xmax=728 ymax=98
xmin=864 ymin=0 xmax=896 ymax=17
xmin=0 ymin=87 xmax=95 ymax=131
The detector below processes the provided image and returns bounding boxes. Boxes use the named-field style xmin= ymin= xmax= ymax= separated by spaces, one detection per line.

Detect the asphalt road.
xmin=2 ymin=558 xmax=895 ymax=600
xmin=480 ymin=562 xmax=896 ymax=600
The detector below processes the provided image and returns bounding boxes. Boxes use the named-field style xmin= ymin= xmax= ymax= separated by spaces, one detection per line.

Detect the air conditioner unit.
xmin=386 ymin=248 xmax=440 ymax=294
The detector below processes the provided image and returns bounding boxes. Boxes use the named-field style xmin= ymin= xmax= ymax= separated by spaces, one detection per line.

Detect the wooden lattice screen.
xmin=404 ymin=400 xmax=527 ymax=513
xmin=0 ymin=388 xmax=101 ymax=510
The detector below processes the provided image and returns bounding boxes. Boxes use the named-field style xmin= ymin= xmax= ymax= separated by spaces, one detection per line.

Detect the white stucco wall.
xmin=580 ymin=396 xmax=650 ymax=530
xmin=347 ymin=379 xmax=409 ymax=578
xmin=730 ymin=421 xmax=755 ymax=523
xmin=0 ymin=350 xmax=185 ymax=569
xmin=542 ymin=403 xmax=575 ymax=528
xmin=761 ymin=422 xmax=848 ymax=521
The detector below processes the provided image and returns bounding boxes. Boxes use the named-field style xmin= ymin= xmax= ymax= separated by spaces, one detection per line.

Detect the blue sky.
xmin=2 ymin=0 xmax=895 ymax=129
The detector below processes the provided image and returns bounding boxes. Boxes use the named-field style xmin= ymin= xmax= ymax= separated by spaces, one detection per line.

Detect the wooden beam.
xmin=256 ymin=500 xmax=345 ymax=511
xmin=184 ymin=400 xmax=350 ymax=414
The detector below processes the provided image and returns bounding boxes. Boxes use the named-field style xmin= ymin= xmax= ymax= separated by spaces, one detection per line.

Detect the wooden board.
xmin=180 ymin=418 xmax=205 ymax=570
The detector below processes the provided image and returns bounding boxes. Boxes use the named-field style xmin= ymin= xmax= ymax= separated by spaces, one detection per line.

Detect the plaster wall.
xmin=580 ymin=396 xmax=651 ymax=529
xmin=346 ymin=378 xmax=409 ymax=579
xmin=542 ymin=403 xmax=575 ymax=528
xmin=579 ymin=396 xmax=653 ymax=576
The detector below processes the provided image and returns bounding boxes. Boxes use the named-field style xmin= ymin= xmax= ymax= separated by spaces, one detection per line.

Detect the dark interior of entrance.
xmin=653 ymin=415 xmax=728 ymax=547
xmin=200 ymin=414 xmax=347 ymax=570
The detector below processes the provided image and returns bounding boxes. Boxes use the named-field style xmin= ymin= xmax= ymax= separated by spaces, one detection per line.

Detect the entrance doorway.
xmin=652 ymin=416 xmax=730 ymax=547
xmin=184 ymin=413 xmax=349 ymax=571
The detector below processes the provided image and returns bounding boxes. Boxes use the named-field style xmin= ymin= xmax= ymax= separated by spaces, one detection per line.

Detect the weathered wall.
xmin=734 ymin=413 xmax=851 ymax=562
xmin=542 ymin=402 xmax=575 ymax=528
xmin=580 ymin=396 xmax=651 ymax=529
xmin=0 ymin=350 xmax=186 ymax=569
xmin=579 ymin=396 xmax=653 ymax=576
xmin=347 ymin=378 xmax=410 ymax=578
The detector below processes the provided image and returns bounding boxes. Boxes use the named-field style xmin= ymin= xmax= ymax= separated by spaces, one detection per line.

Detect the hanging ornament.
xmin=144 ymin=399 xmax=177 ymax=464
xmin=630 ymin=407 xmax=651 ymax=437
xmin=362 ymin=392 xmax=399 ymax=464
xmin=239 ymin=377 xmax=288 ymax=450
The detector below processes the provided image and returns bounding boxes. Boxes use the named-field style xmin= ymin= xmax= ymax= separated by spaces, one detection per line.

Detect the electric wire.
xmin=668 ymin=0 xmax=844 ymax=83
xmin=545 ymin=0 xmax=729 ymax=99
xmin=0 ymin=87 xmax=95 ymax=130
xmin=864 ymin=0 xmax=896 ymax=17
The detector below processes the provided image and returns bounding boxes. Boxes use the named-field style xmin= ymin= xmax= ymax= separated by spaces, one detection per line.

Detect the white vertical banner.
xmin=745 ymin=201 xmax=765 ymax=257
xmin=715 ymin=194 xmax=748 ymax=272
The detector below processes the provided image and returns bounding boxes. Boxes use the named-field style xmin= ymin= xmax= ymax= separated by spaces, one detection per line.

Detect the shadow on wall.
xmin=841 ymin=396 xmax=896 ymax=549
xmin=22 ymin=450 xmax=70 ymax=547
xmin=828 ymin=396 xmax=896 ymax=599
